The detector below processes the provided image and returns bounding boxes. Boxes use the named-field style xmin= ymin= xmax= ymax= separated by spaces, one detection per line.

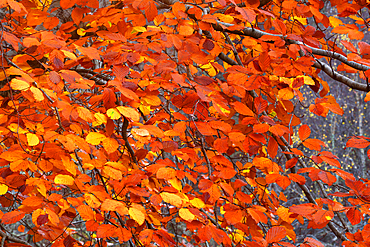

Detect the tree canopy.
xmin=0 ymin=0 xmax=369 ymax=246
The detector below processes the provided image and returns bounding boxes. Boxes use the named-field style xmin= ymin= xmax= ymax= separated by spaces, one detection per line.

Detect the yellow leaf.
xmin=8 ymin=123 xmax=27 ymax=134
xmin=30 ymin=86 xmax=44 ymax=101
xmin=93 ymin=112 xmax=107 ymax=126
xmin=0 ymin=184 xmax=8 ymax=195
xmin=54 ymin=174 xmax=74 ymax=185
xmin=179 ymin=208 xmax=195 ymax=222
xmin=10 ymin=79 xmax=30 ymax=91
xmin=161 ymin=192 xmax=182 ymax=207
xmin=86 ymin=132 xmax=106 ymax=145
xmin=169 ymin=178 xmax=182 ymax=191
xmin=129 ymin=207 xmax=145 ymax=225
xmin=297 ymin=75 xmax=315 ymax=85
xmin=107 ymin=108 xmax=121 ymax=120
xmin=61 ymin=50 xmax=77 ymax=61
xmin=77 ymin=28 xmax=86 ymax=36
xmin=329 ymin=16 xmax=343 ymax=28
xmin=27 ymin=133 xmax=39 ymax=146
xmin=132 ymin=26 xmax=146 ymax=33
xmin=190 ymin=198 xmax=205 ymax=209
xmin=116 ymin=106 xmax=140 ymax=122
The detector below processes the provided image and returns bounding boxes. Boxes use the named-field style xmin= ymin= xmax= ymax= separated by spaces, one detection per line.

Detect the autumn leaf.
xmin=10 ymin=79 xmax=30 ymax=91
xmin=129 ymin=207 xmax=145 ymax=225
xmin=0 ymin=184 xmax=8 ymax=195
xmin=77 ymin=204 xmax=95 ymax=221
xmin=346 ymin=137 xmax=370 ymax=149
xmin=179 ymin=208 xmax=195 ymax=222
xmin=299 ymin=124 xmax=311 ymax=140
xmin=86 ymin=132 xmax=106 ymax=145
xmin=27 ymin=133 xmax=39 ymax=146
xmin=161 ymin=192 xmax=183 ymax=207
xmin=116 ymin=106 xmax=140 ymax=122
xmin=232 ymin=101 xmax=254 ymax=116
xmin=54 ymin=174 xmax=74 ymax=185
xmin=266 ymin=226 xmax=286 ymax=243
xmin=156 ymin=167 xmax=177 ymax=179
xmin=303 ymin=138 xmax=326 ymax=151
xmin=2 ymin=211 xmax=26 ymax=224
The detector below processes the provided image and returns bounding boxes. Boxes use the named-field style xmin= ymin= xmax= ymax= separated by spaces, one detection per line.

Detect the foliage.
xmin=0 ymin=0 xmax=370 ymax=246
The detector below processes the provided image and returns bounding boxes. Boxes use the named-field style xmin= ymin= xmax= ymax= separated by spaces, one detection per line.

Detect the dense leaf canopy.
xmin=0 ymin=0 xmax=369 ymax=246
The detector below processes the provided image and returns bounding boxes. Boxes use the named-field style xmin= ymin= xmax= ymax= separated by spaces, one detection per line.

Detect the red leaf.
xmin=346 ymin=208 xmax=362 ymax=225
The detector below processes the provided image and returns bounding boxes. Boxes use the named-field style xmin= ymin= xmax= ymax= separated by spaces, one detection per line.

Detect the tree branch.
xmin=213 ymin=21 xmax=370 ymax=92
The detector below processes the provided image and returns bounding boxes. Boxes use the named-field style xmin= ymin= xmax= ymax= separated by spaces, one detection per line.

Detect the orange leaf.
xmin=228 ymin=132 xmax=246 ymax=142
xmin=157 ymin=167 xmax=176 ymax=179
xmin=298 ymin=124 xmax=311 ymax=140
xmin=266 ymin=226 xmax=286 ymax=243
xmin=97 ymin=224 xmax=117 ymax=238
xmin=232 ymin=101 xmax=254 ymax=116
xmin=77 ymin=204 xmax=95 ymax=221
xmin=253 ymin=123 xmax=270 ymax=133
xmin=22 ymin=196 xmax=43 ymax=207
xmin=236 ymin=7 xmax=256 ymax=22
xmin=74 ymin=44 xmax=100 ymax=60
xmin=116 ymin=227 xmax=132 ymax=243
xmin=289 ymin=203 xmax=317 ymax=216
xmin=116 ymin=106 xmax=140 ymax=122
xmin=60 ymin=0 xmax=77 ymax=9
xmin=160 ymin=192 xmax=182 ymax=207
xmin=346 ymin=137 xmax=370 ymax=149
xmin=303 ymin=138 xmax=326 ymax=151
xmin=102 ymin=138 xmax=119 ymax=154
xmin=2 ymin=211 xmax=25 ymax=224
xmin=278 ymin=87 xmax=294 ymax=100
xmin=318 ymin=171 xmax=336 ymax=185
xmin=101 ymin=199 xmax=125 ymax=211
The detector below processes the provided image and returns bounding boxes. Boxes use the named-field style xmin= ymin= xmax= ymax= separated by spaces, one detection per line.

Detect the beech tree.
xmin=1 ymin=0 xmax=370 ymax=246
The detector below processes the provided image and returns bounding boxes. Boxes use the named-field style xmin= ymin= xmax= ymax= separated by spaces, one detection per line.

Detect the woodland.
xmin=0 ymin=0 xmax=370 ymax=246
